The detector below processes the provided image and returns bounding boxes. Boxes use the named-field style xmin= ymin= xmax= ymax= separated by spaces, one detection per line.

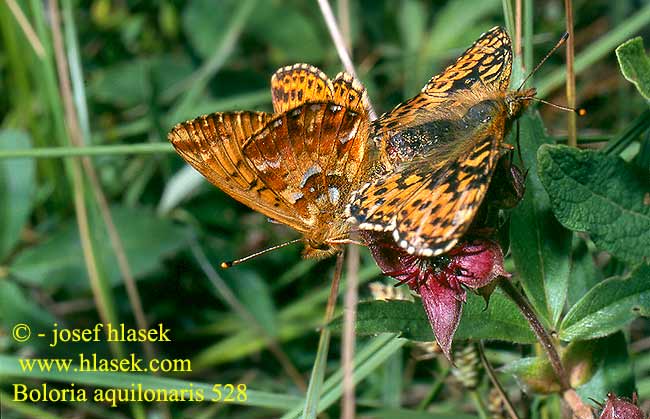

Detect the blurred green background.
xmin=1 ymin=1 xmax=649 ymax=418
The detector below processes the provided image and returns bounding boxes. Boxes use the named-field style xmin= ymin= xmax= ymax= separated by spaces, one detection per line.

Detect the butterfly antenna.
xmin=526 ymin=96 xmax=586 ymax=115
xmin=221 ymin=238 xmax=303 ymax=269
xmin=518 ymin=32 xmax=569 ymax=91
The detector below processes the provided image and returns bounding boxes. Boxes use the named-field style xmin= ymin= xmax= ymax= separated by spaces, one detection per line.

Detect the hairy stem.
xmin=497 ymin=278 xmax=569 ymax=389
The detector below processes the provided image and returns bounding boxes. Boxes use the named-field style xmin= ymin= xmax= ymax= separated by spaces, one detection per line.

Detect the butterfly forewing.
xmin=375 ymin=26 xmax=513 ymax=137
xmin=422 ymin=26 xmax=512 ymax=97
xmin=348 ymin=26 xmax=522 ymax=257
xmin=169 ymin=112 xmax=288 ymax=213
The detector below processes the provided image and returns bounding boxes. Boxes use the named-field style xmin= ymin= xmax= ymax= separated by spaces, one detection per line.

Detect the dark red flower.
xmin=363 ymin=231 xmax=507 ymax=359
xmin=599 ymin=393 xmax=646 ymax=419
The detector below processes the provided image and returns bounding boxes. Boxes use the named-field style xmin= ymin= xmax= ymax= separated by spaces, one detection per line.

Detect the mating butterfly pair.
xmin=168 ymin=26 xmax=533 ymax=261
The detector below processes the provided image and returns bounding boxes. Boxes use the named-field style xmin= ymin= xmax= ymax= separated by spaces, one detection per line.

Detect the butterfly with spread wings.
xmin=347 ymin=26 xmax=535 ymax=257
xmin=169 ymin=64 xmax=373 ymax=259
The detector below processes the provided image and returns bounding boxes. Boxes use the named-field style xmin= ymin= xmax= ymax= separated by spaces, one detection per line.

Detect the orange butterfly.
xmin=169 ymin=64 xmax=373 ymax=260
xmin=347 ymin=27 xmax=535 ymax=257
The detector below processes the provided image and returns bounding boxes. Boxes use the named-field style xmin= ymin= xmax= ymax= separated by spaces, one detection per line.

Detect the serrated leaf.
xmin=335 ymin=300 xmax=434 ymax=341
xmin=455 ymin=290 xmax=535 ymax=343
xmin=333 ymin=291 xmax=534 ymax=344
xmin=538 ymin=144 xmax=650 ymax=264
xmin=560 ymin=263 xmax=650 ymax=341
xmin=9 ymin=206 xmax=190 ymax=290
xmin=510 ymin=113 xmax=571 ymax=327
xmin=0 ymin=130 xmax=35 ymax=258
xmin=616 ymin=37 xmax=650 ymax=101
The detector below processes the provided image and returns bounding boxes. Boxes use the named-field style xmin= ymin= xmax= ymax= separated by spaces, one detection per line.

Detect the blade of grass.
xmin=536 ymin=2 xmax=650 ymax=97
xmin=523 ymin=0 xmax=533 ymax=72
xmin=0 ymin=390 xmax=62 ymax=419
xmin=342 ymin=245 xmax=359 ymax=419
xmin=301 ymin=252 xmax=344 ymax=419
xmin=6 ymin=0 xmax=44 ymax=57
xmin=603 ymin=108 xmax=650 ymax=155
xmin=564 ymin=0 xmax=577 ymax=147
xmin=0 ymin=143 xmax=173 ymax=159
xmin=46 ymin=7 xmax=145 ymax=418
xmin=61 ymin=1 xmax=89 ymax=142
xmin=283 ymin=335 xmax=407 ymax=419
xmin=189 ymin=240 xmax=307 ymax=392
xmin=166 ymin=0 xmax=257 ymax=119
xmin=59 ymin=0 xmax=154 ymax=364
xmin=501 ymin=0 xmax=515 ymax=42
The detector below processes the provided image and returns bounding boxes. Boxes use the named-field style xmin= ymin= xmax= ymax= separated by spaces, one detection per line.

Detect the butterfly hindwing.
xmin=170 ymin=111 xmax=309 ymax=217
xmin=350 ymin=107 xmax=506 ymax=256
xmin=271 ymin=63 xmax=334 ymax=114
xmin=422 ymin=26 xmax=512 ymax=97
xmin=243 ymin=103 xmax=369 ymax=229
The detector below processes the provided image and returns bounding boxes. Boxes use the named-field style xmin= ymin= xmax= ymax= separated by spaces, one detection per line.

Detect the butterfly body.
xmin=347 ymin=26 xmax=535 ymax=257
xmin=169 ymin=65 xmax=372 ymax=259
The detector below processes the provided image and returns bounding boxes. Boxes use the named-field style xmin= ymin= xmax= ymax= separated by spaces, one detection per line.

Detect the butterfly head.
xmin=505 ymin=87 xmax=536 ymax=119
xmin=303 ymin=239 xmax=341 ymax=259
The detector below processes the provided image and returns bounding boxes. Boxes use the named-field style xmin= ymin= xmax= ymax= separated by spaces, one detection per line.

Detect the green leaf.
xmin=224 ymin=268 xmax=278 ymax=337
xmin=538 ymin=144 xmax=650 ymax=264
xmin=248 ymin=5 xmax=325 ymax=64
xmin=503 ymin=336 xmax=625 ymax=394
xmin=576 ymin=333 xmax=636 ymax=402
xmin=0 ymin=280 xmax=56 ymax=348
xmin=89 ymin=55 xmax=192 ymax=108
xmin=182 ymin=0 xmax=240 ymax=59
xmin=9 ymin=206 xmax=190 ymax=290
xmin=616 ymin=37 xmax=650 ymax=101
xmin=334 ymin=291 xmax=535 ymax=344
xmin=510 ymin=113 xmax=571 ymax=327
xmin=336 ymin=300 xmax=434 ymax=341
xmin=455 ymin=291 xmax=535 ymax=343
xmin=0 ymin=130 xmax=35 ymax=258
xmin=567 ymin=236 xmax=604 ymax=308
xmin=560 ymin=263 xmax=650 ymax=341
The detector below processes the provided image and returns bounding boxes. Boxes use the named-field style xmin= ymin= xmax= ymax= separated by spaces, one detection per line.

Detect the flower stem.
xmin=478 ymin=342 xmax=520 ymax=419
xmin=497 ymin=278 xmax=570 ymax=390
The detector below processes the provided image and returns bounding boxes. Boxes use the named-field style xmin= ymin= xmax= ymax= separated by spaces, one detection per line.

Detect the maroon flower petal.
xmin=418 ymin=278 xmax=463 ymax=360
xmin=361 ymin=231 xmax=508 ymax=360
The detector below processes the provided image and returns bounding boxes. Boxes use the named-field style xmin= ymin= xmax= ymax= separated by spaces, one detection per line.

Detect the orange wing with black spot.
xmin=271 ymin=63 xmax=371 ymax=115
xmin=348 ymin=114 xmax=506 ymax=256
xmin=170 ymin=64 xmax=371 ymax=257
xmin=347 ymin=27 xmax=515 ymax=257
xmin=374 ymin=26 xmax=512 ymax=136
